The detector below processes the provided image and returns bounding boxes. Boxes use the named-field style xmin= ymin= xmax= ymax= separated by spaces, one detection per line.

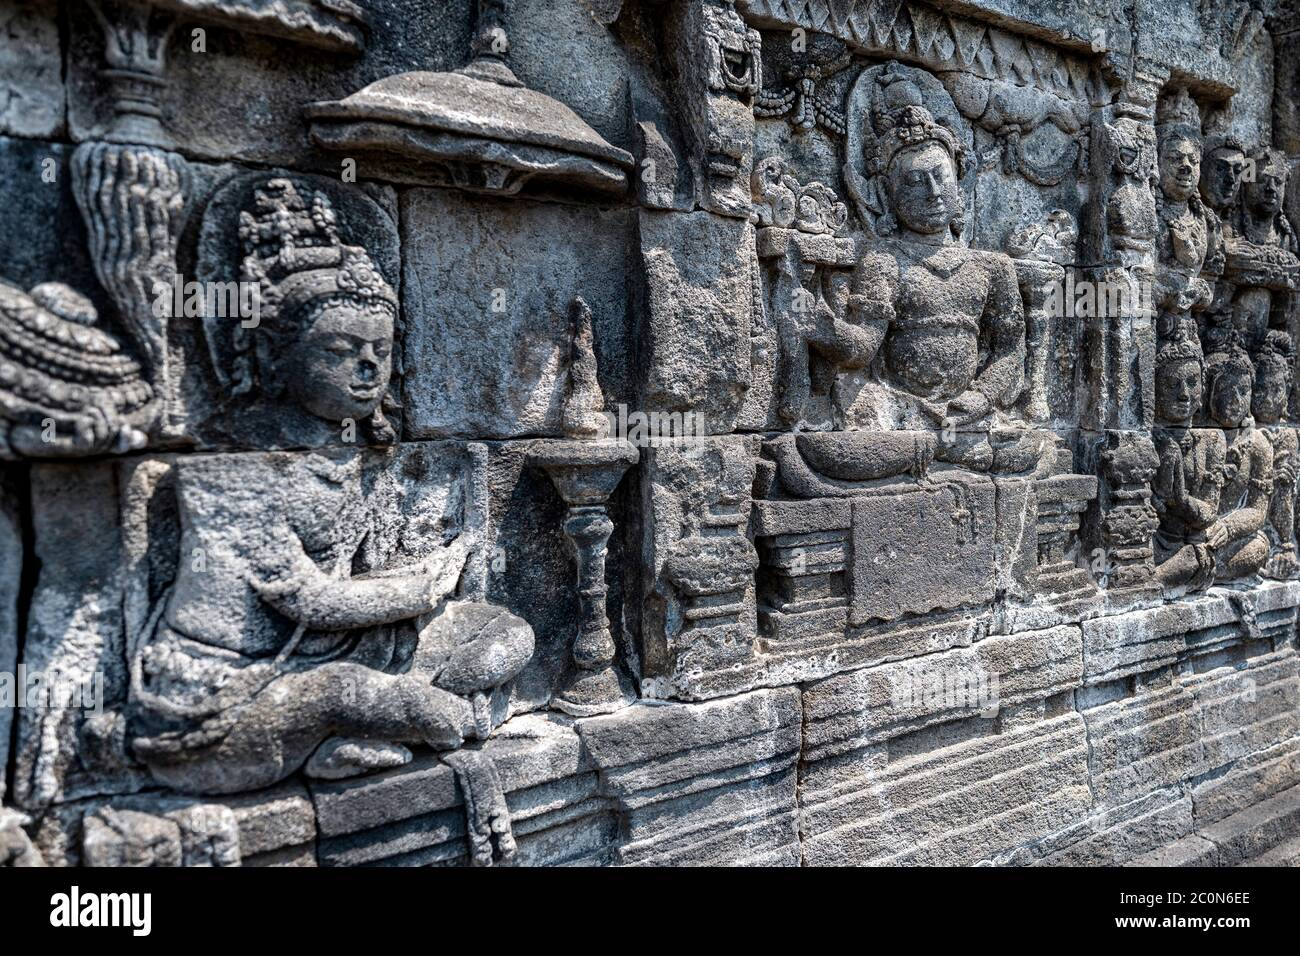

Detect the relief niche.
xmin=119 ymin=178 xmax=536 ymax=865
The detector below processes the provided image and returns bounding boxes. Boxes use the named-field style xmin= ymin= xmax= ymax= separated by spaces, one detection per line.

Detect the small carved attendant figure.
xmin=1205 ymin=341 xmax=1273 ymax=582
xmin=1197 ymin=133 xmax=1245 ymax=291
xmin=231 ymin=178 xmax=400 ymax=447
xmin=1237 ymin=148 xmax=1297 ymax=252
xmin=1223 ymin=148 xmax=1299 ymax=354
xmin=1153 ymin=334 xmax=1225 ymax=593
xmin=1251 ymin=331 xmax=1300 ymax=578
xmin=1154 ymin=90 xmax=1214 ymax=339
xmin=830 ymin=64 xmax=1034 ymax=470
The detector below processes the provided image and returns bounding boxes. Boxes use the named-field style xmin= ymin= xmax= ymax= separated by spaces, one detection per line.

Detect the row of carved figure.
xmin=0 ymin=2 xmax=647 ymax=869
xmin=2 ymin=1 xmax=1298 ymax=868
xmin=1146 ymin=84 xmax=1300 ymax=591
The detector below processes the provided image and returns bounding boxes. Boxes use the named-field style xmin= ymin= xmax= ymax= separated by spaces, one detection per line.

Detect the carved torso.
xmin=1160 ymin=201 xmax=1209 ymax=273
xmin=853 ymin=240 xmax=1025 ymax=407
xmin=166 ymin=452 xmax=376 ymax=656
xmin=1218 ymin=426 xmax=1274 ymax=527
xmin=1153 ymin=427 xmax=1225 ymax=543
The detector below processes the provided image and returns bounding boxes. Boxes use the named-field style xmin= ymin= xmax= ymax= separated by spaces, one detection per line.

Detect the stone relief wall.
xmin=1 ymin=0 xmax=1299 ymax=867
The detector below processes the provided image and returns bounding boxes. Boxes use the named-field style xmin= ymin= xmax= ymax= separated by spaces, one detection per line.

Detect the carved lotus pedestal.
xmin=530 ymin=439 xmax=639 ymax=716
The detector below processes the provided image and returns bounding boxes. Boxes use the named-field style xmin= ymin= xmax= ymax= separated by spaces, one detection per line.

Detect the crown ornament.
xmin=866 ymin=63 xmax=964 ymax=177
xmin=231 ymin=178 xmax=398 ymax=397
xmin=1156 ymin=88 xmax=1202 ymax=142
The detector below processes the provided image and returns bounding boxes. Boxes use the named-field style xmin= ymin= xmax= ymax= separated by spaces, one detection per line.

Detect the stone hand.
xmin=1222 ymin=453 xmax=1240 ymax=483
xmin=418 ymin=540 xmax=470 ymax=606
xmin=1206 ymin=520 xmax=1230 ymax=550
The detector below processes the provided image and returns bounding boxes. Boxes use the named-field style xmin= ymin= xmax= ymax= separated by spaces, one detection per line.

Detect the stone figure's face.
xmin=1210 ymin=365 xmax=1253 ymax=428
xmin=887 ymin=143 xmax=961 ymax=235
xmin=284 ymin=303 xmax=394 ymax=423
xmin=1246 ymin=166 xmax=1287 ymax=217
xmin=1159 ymin=135 xmax=1201 ymax=203
xmin=1156 ymin=358 xmax=1202 ymax=424
xmin=1200 ymin=146 xmax=1246 ymax=211
xmin=1252 ymin=362 xmax=1289 ymax=424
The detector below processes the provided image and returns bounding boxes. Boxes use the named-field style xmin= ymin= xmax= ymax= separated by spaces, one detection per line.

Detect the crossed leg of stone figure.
xmin=135 ymin=602 xmax=533 ymax=864
xmin=308 ymin=602 xmax=534 ymax=865
xmin=138 ymin=659 xmax=479 ymax=795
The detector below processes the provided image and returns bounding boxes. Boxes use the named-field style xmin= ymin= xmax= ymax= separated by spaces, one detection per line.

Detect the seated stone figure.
xmin=1204 ymin=340 xmax=1273 ymax=583
xmin=1152 ymin=334 xmax=1225 ymax=593
xmin=126 ymin=180 xmax=533 ymax=865
xmin=806 ymin=63 xmax=1042 ymax=474
xmin=1154 ymin=332 xmax=1274 ymax=591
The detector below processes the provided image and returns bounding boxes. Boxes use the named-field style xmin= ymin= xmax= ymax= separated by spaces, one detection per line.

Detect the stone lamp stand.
xmin=529 ymin=440 xmax=639 ymax=716
xmin=529 ymin=296 xmax=638 ymax=716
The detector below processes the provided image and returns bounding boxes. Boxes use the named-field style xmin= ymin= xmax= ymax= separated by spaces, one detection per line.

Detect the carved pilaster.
xmin=530 ymin=441 xmax=639 ymax=716
xmin=665 ymin=0 xmax=760 ymax=219
xmin=1089 ymin=430 xmax=1161 ymax=599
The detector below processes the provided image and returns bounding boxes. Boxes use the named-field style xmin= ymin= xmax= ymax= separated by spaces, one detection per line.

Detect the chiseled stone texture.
xmin=578 ymin=690 xmax=803 ymax=865
xmin=401 ymin=192 xmax=634 ymax=439
xmin=5 ymin=0 xmax=1300 ymax=869
xmin=0 ymin=0 xmax=62 ymax=139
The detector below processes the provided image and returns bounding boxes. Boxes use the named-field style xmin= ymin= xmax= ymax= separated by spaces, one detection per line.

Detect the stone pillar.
xmin=1078 ymin=58 xmax=1166 ymax=604
xmin=530 ymin=441 xmax=639 ymax=716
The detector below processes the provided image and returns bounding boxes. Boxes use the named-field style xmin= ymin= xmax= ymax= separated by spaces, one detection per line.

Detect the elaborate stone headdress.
xmin=1155 ymin=88 xmax=1202 ymax=148
xmin=1204 ymin=334 xmax=1255 ymax=394
xmin=1253 ymin=329 xmax=1294 ymax=379
xmin=843 ymin=61 xmax=971 ymax=239
xmin=232 ymin=178 xmax=398 ymax=398
xmin=866 ymin=64 xmax=965 ymax=179
xmin=1156 ymin=324 xmax=1205 ymax=372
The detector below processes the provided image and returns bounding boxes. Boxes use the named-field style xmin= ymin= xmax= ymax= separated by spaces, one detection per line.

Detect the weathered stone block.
xmin=638 ymin=210 xmax=754 ymax=433
xmin=402 ymin=191 xmax=633 ymax=439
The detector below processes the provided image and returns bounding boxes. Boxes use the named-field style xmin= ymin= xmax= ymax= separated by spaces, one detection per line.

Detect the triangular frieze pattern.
xmin=741 ymin=0 xmax=1103 ymax=104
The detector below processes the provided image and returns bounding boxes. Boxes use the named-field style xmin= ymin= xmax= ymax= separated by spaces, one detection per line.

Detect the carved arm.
xmin=253 ymin=535 xmax=468 ymax=633
xmin=1214 ymin=436 xmax=1274 ymax=542
xmin=974 ymin=259 xmax=1027 ymax=407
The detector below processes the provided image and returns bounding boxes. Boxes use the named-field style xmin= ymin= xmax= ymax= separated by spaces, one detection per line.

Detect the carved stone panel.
xmin=5 ymin=0 xmax=1300 ymax=874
